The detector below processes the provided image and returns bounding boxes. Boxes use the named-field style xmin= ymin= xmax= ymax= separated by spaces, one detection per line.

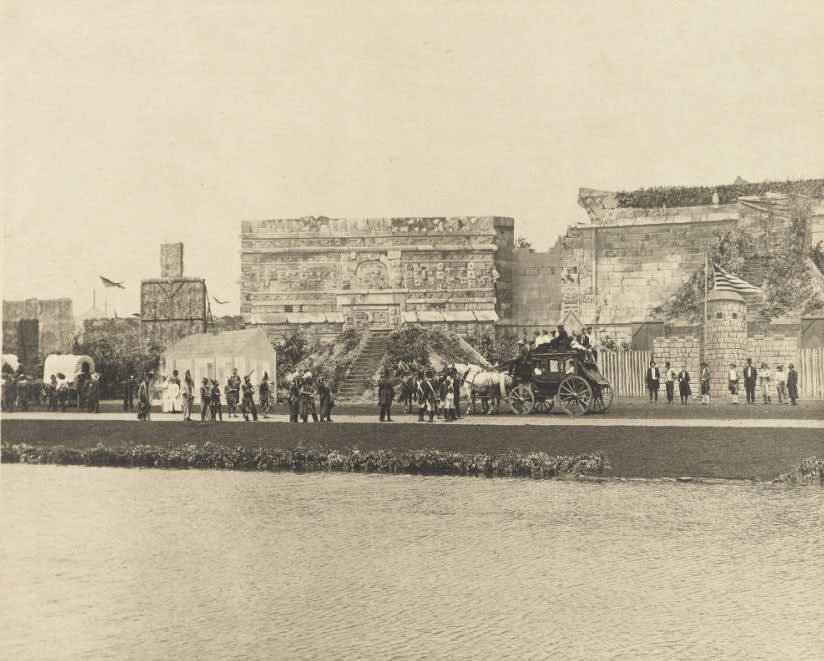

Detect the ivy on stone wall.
xmin=616 ymin=178 xmax=824 ymax=209
xmin=652 ymin=228 xmax=756 ymax=323
xmin=654 ymin=220 xmax=824 ymax=323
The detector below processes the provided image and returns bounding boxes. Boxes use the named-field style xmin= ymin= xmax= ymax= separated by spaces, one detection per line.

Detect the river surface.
xmin=2 ymin=465 xmax=823 ymax=660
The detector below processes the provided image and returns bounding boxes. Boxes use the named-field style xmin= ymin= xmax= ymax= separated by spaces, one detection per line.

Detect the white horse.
xmin=454 ymin=363 xmax=512 ymax=414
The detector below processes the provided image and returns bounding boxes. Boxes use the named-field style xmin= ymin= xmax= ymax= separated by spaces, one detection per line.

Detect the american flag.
xmin=712 ymin=263 xmax=760 ymax=294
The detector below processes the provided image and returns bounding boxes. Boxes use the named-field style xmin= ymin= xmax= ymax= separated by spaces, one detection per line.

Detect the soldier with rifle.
xmin=241 ymin=375 xmax=258 ymax=421
xmin=226 ymin=368 xmax=241 ymax=418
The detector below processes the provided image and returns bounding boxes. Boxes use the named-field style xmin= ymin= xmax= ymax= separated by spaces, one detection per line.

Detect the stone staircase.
xmin=336 ymin=330 xmax=391 ymax=400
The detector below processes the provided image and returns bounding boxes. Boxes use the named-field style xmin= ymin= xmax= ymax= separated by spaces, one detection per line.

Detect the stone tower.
xmin=704 ymin=290 xmax=747 ymax=393
xmin=140 ymin=243 xmax=207 ymax=346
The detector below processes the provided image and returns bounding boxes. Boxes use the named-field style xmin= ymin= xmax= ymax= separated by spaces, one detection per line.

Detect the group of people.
xmin=728 ymin=359 xmax=799 ymax=405
xmin=645 ymin=361 xmax=695 ymax=404
xmin=645 ymin=358 xmax=800 ymax=405
xmin=286 ymin=372 xmax=334 ymax=423
xmin=1 ymin=369 xmax=39 ymax=411
xmin=196 ymin=369 xmax=266 ymax=422
xmin=521 ymin=325 xmax=598 ymax=360
xmin=409 ymin=366 xmax=464 ymax=422
xmin=129 ymin=368 xmax=272 ymax=422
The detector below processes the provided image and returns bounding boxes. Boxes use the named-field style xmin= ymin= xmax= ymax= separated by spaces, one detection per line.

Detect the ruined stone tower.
xmin=140 ymin=243 xmax=207 ymax=346
xmin=704 ymin=290 xmax=747 ymax=393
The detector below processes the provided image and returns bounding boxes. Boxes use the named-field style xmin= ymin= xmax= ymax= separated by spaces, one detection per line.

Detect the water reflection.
xmin=2 ymin=466 xmax=823 ymax=659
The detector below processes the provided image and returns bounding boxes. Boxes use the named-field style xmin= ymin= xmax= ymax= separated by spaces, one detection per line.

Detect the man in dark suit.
xmin=786 ymin=363 xmax=799 ymax=405
xmin=123 ymin=374 xmax=136 ymax=411
xmin=743 ymin=358 xmax=758 ymax=404
xmin=645 ymin=360 xmax=660 ymax=403
xmin=378 ymin=369 xmax=395 ymax=422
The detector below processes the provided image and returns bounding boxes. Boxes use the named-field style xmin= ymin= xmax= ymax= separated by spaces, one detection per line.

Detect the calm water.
xmin=2 ymin=465 xmax=823 ymax=660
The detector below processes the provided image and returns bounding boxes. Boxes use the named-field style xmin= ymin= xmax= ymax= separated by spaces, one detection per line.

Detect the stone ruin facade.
xmin=140 ymin=243 xmax=208 ymax=346
xmin=563 ymin=185 xmax=824 ymax=325
xmin=240 ymin=216 xmax=514 ymax=340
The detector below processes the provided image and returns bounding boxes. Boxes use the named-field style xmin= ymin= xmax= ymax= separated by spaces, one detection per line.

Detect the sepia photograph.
xmin=2 ymin=1 xmax=823 ymax=658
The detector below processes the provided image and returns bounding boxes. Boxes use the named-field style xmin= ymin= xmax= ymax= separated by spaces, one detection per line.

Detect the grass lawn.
xmin=2 ymin=418 xmax=821 ymax=481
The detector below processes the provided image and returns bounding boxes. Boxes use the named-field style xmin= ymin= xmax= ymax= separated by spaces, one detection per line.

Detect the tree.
xmin=515 ymin=236 xmax=533 ymax=249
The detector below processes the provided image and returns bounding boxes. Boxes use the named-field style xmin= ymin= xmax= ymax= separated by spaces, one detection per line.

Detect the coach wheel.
xmin=590 ymin=384 xmax=613 ymax=414
xmin=534 ymin=397 xmax=554 ymax=414
xmin=556 ymin=376 xmax=592 ymax=417
xmin=509 ymin=384 xmax=534 ymax=416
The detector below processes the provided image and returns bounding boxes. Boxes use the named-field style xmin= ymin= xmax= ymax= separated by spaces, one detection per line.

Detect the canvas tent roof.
xmin=43 ymin=354 xmax=95 ymax=381
xmin=2 ymin=354 xmax=19 ymax=372
xmin=165 ymin=329 xmax=273 ymax=359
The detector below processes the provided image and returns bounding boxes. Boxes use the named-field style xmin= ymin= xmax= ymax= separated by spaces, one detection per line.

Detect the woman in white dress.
xmin=160 ymin=375 xmax=172 ymax=413
xmin=167 ymin=374 xmax=181 ymax=414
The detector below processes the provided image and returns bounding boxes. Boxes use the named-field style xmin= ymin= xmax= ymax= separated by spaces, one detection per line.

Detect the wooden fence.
xmin=798 ymin=347 xmax=824 ymax=399
xmin=597 ymin=350 xmax=652 ymax=398
xmin=598 ymin=347 xmax=824 ymax=399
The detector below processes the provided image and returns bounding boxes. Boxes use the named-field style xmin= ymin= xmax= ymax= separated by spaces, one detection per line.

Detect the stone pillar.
xmin=160 ymin=243 xmax=184 ymax=278
xmin=704 ymin=290 xmax=747 ymax=394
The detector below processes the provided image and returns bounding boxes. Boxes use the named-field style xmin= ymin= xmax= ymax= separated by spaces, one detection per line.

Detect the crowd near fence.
xmin=597 ymin=348 xmax=824 ymax=400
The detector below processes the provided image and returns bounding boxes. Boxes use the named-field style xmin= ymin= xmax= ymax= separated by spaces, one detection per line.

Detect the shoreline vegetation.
xmin=1 ymin=442 xmax=608 ymax=480
xmin=774 ymin=457 xmax=824 ymax=484
xmin=3 ymin=441 xmax=822 ymax=484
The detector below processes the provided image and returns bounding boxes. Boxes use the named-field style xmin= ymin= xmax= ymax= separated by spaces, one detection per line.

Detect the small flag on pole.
xmin=712 ymin=263 xmax=760 ymax=294
xmin=100 ymin=276 xmax=125 ymax=289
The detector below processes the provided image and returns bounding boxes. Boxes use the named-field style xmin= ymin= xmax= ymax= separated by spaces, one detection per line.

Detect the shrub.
xmin=0 ymin=441 xmax=608 ymax=480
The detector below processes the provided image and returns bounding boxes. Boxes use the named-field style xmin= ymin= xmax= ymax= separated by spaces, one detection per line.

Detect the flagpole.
xmin=704 ymin=253 xmax=709 ymax=326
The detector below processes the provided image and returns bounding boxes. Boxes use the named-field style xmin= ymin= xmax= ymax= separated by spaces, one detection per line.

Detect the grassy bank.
xmin=3 ymin=418 xmax=822 ymax=480
xmin=1 ymin=442 xmax=607 ymax=480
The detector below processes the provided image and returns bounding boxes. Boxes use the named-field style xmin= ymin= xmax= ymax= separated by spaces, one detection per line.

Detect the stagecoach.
xmin=505 ymin=348 xmax=613 ymax=416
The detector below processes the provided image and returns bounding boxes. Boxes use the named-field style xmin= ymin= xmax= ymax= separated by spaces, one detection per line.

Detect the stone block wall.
xmin=653 ymin=336 xmax=701 ymax=380
xmin=510 ymin=242 xmax=562 ymax=326
xmin=591 ymin=220 xmax=732 ymax=323
xmin=746 ymin=334 xmax=800 ymax=399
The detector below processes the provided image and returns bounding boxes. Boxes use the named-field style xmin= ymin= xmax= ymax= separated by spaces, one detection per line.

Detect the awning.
xmin=416 ymin=311 xmax=445 ymax=322
xmin=442 ymin=311 xmax=476 ymax=322
xmin=324 ymin=312 xmax=344 ymax=323
xmin=402 ymin=311 xmax=418 ymax=323
xmin=286 ymin=312 xmax=327 ymax=324
xmin=474 ymin=310 xmax=499 ymax=322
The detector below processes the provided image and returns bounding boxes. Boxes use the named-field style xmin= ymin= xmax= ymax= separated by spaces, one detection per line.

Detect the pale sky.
xmin=3 ymin=0 xmax=823 ymax=316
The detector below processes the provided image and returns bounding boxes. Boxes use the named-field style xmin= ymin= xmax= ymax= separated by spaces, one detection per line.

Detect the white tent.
xmin=2 ymin=354 xmax=20 ymax=373
xmin=42 ymin=354 xmax=95 ymax=382
xmin=163 ymin=329 xmax=277 ymax=401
